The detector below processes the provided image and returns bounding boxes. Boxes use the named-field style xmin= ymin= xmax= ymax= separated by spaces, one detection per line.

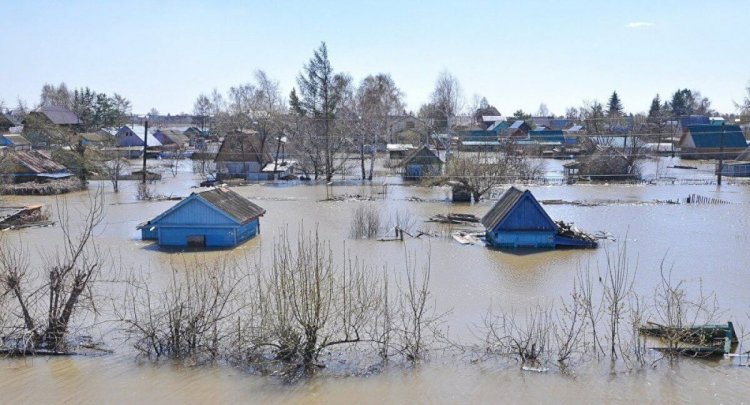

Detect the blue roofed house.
xmin=137 ymin=187 xmax=266 ymax=248
xmin=400 ymin=145 xmax=443 ymax=180
xmin=481 ymin=187 xmax=596 ymax=249
xmin=678 ymin=124 xmax=747 ymax=159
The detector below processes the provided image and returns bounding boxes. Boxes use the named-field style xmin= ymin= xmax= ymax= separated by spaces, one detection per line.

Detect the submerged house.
xmin=719 ymin=147 xmax=750 ymax=177
xmin=153 ymin=129 xmax=189 ymax=148
xmin=138 ymin=187 xmax=266 ymax=248
xmin=679 ymin=124 xmax=747 ymax=160
xmin=0 ymin=150 xmax=71 ymax=183
xmin=400 ymin=145 xmax=443 ymax=180
xmin=481 ymin=187 xmax=597 ymax=249
xmin=214 ymin=130 xmax=271 ymax=181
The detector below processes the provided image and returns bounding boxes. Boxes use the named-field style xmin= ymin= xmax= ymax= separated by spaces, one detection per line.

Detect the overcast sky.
xmin=2 ymin=0 xmax=749 ymax=116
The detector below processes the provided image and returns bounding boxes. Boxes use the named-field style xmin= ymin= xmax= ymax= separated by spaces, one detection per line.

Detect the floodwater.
xmin=1 ymin=157 xmax=749 ymax=404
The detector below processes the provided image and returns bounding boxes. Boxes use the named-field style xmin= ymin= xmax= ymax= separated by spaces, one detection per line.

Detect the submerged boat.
xmin=639 ymin=321 xmax=738 ymax=356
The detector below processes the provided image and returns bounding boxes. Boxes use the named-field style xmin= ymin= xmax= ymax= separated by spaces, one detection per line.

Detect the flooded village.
xmin=3 ymin=4 xmax=750 ymax=403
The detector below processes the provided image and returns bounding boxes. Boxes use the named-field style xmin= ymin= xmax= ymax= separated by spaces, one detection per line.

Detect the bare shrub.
xmin=349 ymin=204 xmax=381 ymax=239
xmin=115 ymin=257 xmax=245 ymax=360
xmin=136 ymin=183 xmax=153 ymax=201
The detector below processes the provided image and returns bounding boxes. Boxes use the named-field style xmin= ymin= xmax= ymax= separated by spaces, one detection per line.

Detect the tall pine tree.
xmin=607 ymin=91 xmax=623 ymax=117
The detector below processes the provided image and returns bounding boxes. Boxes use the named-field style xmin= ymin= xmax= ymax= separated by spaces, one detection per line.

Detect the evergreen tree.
xmin=647 ymin=94 xmax=662 ymax=123
xmin=607 ymin=91 xmax=623 ymax=117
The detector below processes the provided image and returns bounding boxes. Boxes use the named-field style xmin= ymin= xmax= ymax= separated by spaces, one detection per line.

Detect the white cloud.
xmin=626 ymin=22 xmax=656 ymax=29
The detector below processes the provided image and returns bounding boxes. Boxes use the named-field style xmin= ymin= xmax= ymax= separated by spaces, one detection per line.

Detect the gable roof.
xmin=0 ymin=150 xmax=67 ymax=174
xmin=35 ymin=106 xmax=81 ymax=125
xmin=481 ymin=187 xmax=556 ymax=231
xmin=116 ymin=125 xmax=162 ymax=146
xmin=401 ymin=145 xmax=442 ymax=166
xmin=155 ymin=129 xmax=190 ymax=145
xmin=215 ymin=131 xmax=270 ymax=164
xmin=143 ymin=187 xmax=265 ymax=228
xmin=684 ymin=125 xmax=746 ymax=148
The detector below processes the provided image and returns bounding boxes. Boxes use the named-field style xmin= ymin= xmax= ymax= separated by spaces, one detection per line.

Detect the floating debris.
xmin=427 ymin=213 xmax=480 ymax=224
xmin=0 ymin=205 xmax=53 ymax=230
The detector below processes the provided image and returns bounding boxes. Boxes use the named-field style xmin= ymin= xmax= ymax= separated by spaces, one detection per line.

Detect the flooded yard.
xmin=1 ymin=157 xmax=749 ymax=403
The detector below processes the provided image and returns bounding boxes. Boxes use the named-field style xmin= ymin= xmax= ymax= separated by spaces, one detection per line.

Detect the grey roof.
xmin=401 ymin=145 xmax=442 ymax=166
xmin=510 ymin=120 xmax=526 ymax=129
xmin=157 ymin=129 xmax=190 ymax=145
xmin=197 ymin=187 xmax=265 ymax=224
xmin=0 ymin=150 xmax=67 ymax=174
xmin=37 ymin=106 xmax=80 ymax=125
xmin=481 ymin=186 xmax=525 ymax=230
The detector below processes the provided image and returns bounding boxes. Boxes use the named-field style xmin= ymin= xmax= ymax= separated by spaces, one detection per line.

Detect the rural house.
xmin=678 ymin=124 xmax=747 ymax=160
xmin=214 ymin=130 xmax=271 ymax=181
xmin=153 ymin=129 xmax=189 ymax=148
xmin=400 ymin=145 xmax=443 ymax=180
xmin=0 ymin=150 xmax=72 ymax=183
xmin=501 ymin=120 xmax=531 ymax=139
xmin=481 ymin=187 xmax=597 ymax=249
xmin=115 ymin=125 xmax=162 ymax=148
xmin=138 ymin=186 xmax=266 ymax=248
xmin=22 ymin=106 xmax=82 ymax=145
xmin=0 ymin=134 xmax=32 ymax=150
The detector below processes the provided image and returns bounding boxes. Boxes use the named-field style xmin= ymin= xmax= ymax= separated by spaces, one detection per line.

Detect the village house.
xmin=137 ymin=186 xmax=266 ymax=248
xmin=0 ymin=149 xmax=72 ymax=183
xmin=214 ymin=130 xmax=271 ymax=181
xmin=386 ymin=143 xmax=415 ymax=160
xmin=153 ymin=128 xmax=190 ymax=148
xmin=501 ymin=120 xmax=531 ymax=139
xmin=115 ymin=125 xmax=162 ymax=148
xmin=22 ymin=105 xmax=82 ymax=146
xmin=400 ymin=145 xmax=443 ymax=180
xmin=0 ymin=134 xmax=32 ymax=150
xmin=678 ymin=124 xmax=747 ymax=160
xmin=481 ymin=187 xmax=596 ymax=249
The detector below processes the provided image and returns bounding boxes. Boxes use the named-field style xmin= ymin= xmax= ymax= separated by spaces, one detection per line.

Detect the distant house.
xmin=261 ymin=159 xmax=299 ymax=179
xmin=78 ymin=132 xmax=112 ymax=147
xmin=153 ymin=129 xmax=189 ymax=147
xmin=137 ymin=186 xmax=266 ymax=248
xmin=528 ymin=130 xmax=566 ymax=145
xmin=678 ymin=124 xmax=747 ymax=160
xmin=400 ymin=145 xmax=443 ymax=180
xmin=501 ymin=120 xmax=531 ymax=139
xmin=184 ymin=126 xmax=204 ymax=139
xmin=115 ymin=125 xmax=162 ymax=148
xmin=481 ymin=187 xmax=596 ymax=249
xmin=718 ymin=147 xmax=750 ymax=177
xmin=0 ymin=150 xmax=72 ymax=183
xmin=214 ymin=130 xmax=271 ymax=181
xmin=22 ymin=106 xmax=82 ymax=145
xmin=0 ymin=114 xmax=15 ymax=132
xmin=387 ymin=144 xmax=415 ymax=159
xmin=563 ymin=125 xmax=584 ymax=134
xmin=0 ymin=134 xmax=32 ymax=150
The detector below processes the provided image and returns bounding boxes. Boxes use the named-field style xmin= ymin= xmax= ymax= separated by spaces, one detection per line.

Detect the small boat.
xmin=639 ymin=321 xmax=738 ymax=356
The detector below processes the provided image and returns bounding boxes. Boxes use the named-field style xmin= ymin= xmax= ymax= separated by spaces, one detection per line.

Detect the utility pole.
xmin=717 ymin=121 xmax=725 ymax=186
xmin=142 ymin=119 xmax=149 ymax=184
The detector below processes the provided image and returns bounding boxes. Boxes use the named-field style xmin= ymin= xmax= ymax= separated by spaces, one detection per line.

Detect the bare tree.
xmin=0 ymin=188 xmax=104 ymax=353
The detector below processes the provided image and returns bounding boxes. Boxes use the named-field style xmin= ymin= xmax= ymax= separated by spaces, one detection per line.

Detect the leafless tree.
xmin=350 ymin=204 xmax=382 ymax=239
xmin=0 ymin=188 xmax=104 ymax=353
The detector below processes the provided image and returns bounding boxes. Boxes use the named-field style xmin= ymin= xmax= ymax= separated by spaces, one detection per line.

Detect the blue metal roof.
xmin=680 ymin=115 xmax=710 ymax=127
xmin=686 ymin=125 xmax=746 ymax=148
xmin=528 ymin=130 xmax=565 ymax=144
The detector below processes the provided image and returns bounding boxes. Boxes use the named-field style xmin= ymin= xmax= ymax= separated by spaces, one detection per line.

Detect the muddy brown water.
xmin=1 ymin=158 xmax=749 ymax=403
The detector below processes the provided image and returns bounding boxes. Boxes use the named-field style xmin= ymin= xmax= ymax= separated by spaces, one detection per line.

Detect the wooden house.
xmin=115 ymin=125 xmax=162 ymax=148
xmin=214 ymin=130 xmax=271 ymax=181
xmin=22 ymin=106 xmax=81 ymax=145
xmin=481 ymin=187 xmax=596 ymax=249
xmin=501 ymin=120 xmax=531 ymax=139
xmin=137 ymin=186 xmax=266 ymax=248
xmin=153 ymin=129 xmax=189 ymax=148
xmin=0 ymin=134 xmax=32 ymax=150
xmin=0 ymin=150 xmax=72 ymax=183
xmin=400 ymin=145 xmax=443 ymax=180
xmin=387 ymin=144 xmax=415 ymax=160
xmin=678 ymin=124 xmax=747 ymax=160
